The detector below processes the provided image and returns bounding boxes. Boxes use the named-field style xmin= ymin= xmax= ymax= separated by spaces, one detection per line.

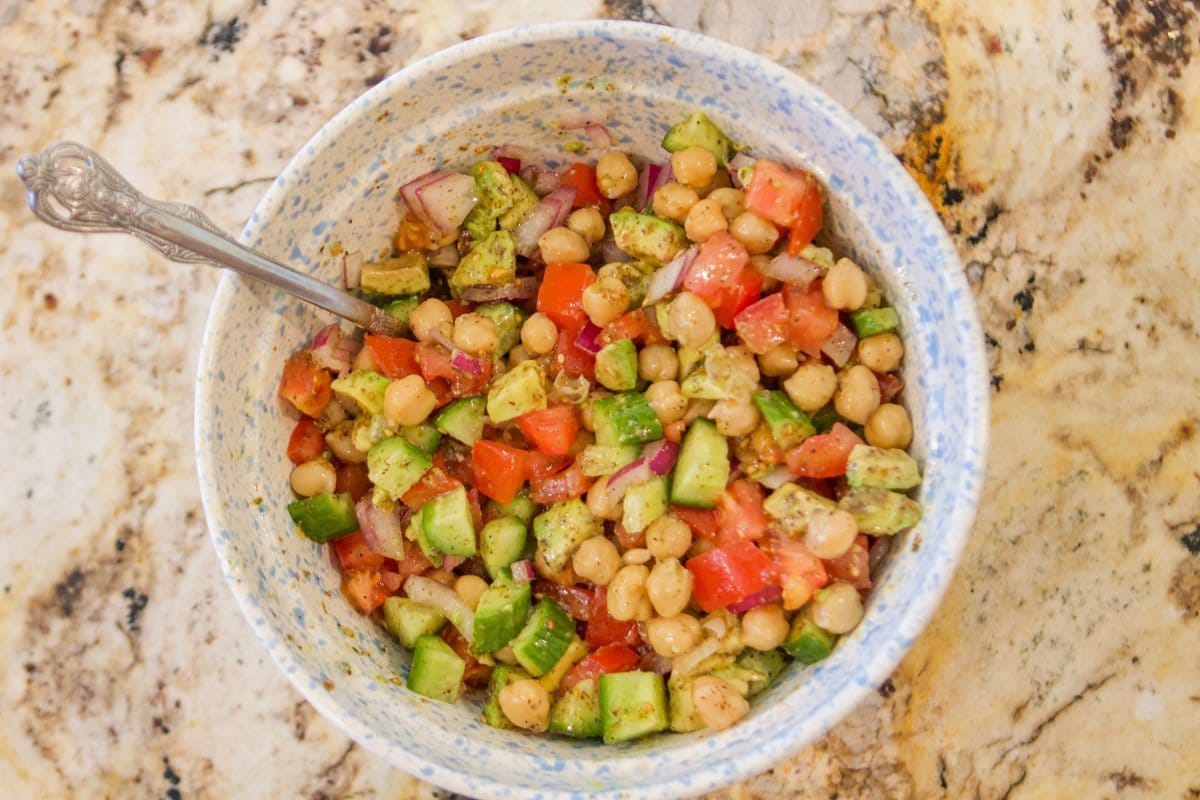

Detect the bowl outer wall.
xmin=195 ymin=20 xmax=988 ymax=800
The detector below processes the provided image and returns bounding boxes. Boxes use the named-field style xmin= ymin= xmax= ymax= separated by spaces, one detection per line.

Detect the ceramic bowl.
xmin=195 ymin=20 xmax=987 ymax=800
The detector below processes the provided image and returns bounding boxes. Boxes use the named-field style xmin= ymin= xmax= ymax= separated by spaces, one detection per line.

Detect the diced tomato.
xmin=715 ymin=479 xmax=769 ymax=547
xmin=732 ymin=292 xmax=789 ymax=354
xmin=427 ymin=377 xmax=453 ymax=407
xmin=552 ymin=324 xmax=597 ymax=382
xmin=763 ymin=534 xmax=828 ymax=609
xmin=342 ymin=569 xmax=402 ymax=614
xmin=613 ymin=521 xmax=646 ymax=551
xmin=526 ymin=451 xmax=573 ymax=482
xmin=467 ymin=488 xmax=484 ymax=531
xmin=785 ymin=422 xmax=863 ymax=478
xmin=563 ymin=644 xmax=639 ymax=691
xmin=560 ymin=163 xmax=610 ymax=214
xmin=535 ymin=581 xmax=594 ymax=621
xmin=335 ymin=462 xmax=372 ymax=502
xmin=286 ymin=417 xmax=325 ymax=464
xmin=400 ymin=466 xmax=462 ymax=509
xmin=600 ymin=308 xmax=667 ymax=346
xmin=785 ymin=176 xmax=823 ymax=256
xmin=782 ymin=282 xmax=839 ymax=356
xmin=712 ymin=267 xmax=763 ymax=329
xmin=672 ymin=505 xmax=719 ymax=541
xmin=392 ymin=538 xmax=434 ymax=583
xmin=280 ymin=350 xmax=332 ymax=417
xmin=683 ymin=231 xmax=750 ymax=310
xmin=537 ymin=262 xmax=596 ymax=330
xmin=878 ymin=373 xmax=904 ymax=403
xmin=440 ymin=625 xmax=491 ymax=689
xmin=529 ymin=459 xmax=593 ymax=504
xmin=687 ymin=540 xmax=776 ymax=613
xmin=416 ymin=342 xmax=491 ymax=397
xmin=585 ymin=587 xmax=642 ymax=648
xmin=516 ymin=405 xmax=580 ymax=456
xmin=334 ymin=532 xmax=386 ymax=571
xmin=471 ymin=440 xmax=530 ymax=505
xmin=744 ymin=158 xmax=821 ymax=230
xmin=435 ymin=443 xmax=475 ymax=485
xmin=826 ymin=534 xmax=872 ymax=590
xmin=364 ymin=334 xmax=420 ymax=379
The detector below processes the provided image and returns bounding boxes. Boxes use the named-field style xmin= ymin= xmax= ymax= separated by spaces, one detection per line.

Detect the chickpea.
xmin=670 ymin=146 xmax=718 ymax=189
xmin=782 ymin=362 xmax=837 ymax=413
xmin=729 ymin=211 xmax=779 ymax=255
xmin=290 ymin=458 xmax=336 ymax=497
xmin=804 ymin=507 xmax=859 ymax=559
xmin=708 ymin=398 xmax=760 ymax=437
xmin=858 ymin=333 xmax=904 ymax=373
xmin=452 ymin=312 xmax=499 ymax=355
xmin=740 ymin=603 xmax=790 ymax=651
xmin=646 ymin=515 xmax=692 ymax=560
xmin=865 ymin=403 xmax=913 ymax=449
xmin=667 ymin=291 xmax=717 ymax=348
xmin=520 ymin=312 xmax=559 ymax=355
xmin=652 ymin=181 xmax=700 ymax=223
xmin=596 ymin=150 xmax=639 ymax=199
xmin=622 ymin=548 xmax=653 ymax=565
xmin=572 ymin=536 xmax=621 ymax=586
xmin=582 ymin=276 xmax=630 ymax=327
xmin=454 ymin=574 xmax=489 ymax=610
xmin=691 ymin=676 xmax=750 ymax=731
xmin=645 ymin=380 xmax=688 ymax=425
xmin=606 ymin=565 xmax=650 ymax=621
xmin=498 ymin=679 xmax=551 ymax=732
xmin=683 ymin=398 xmax=716 ymax=423
xmin=351 ymin=343 xmax=379 ymax=372
xmin=684 ymin=198 xmax=729 ymax=243
xmin=757 ymin=345 xmax=799 ymax=378
xmin=383 ymin=374 xmax=438 ymax=426
xmin=508 ymin=345 xmax=534 ymax=365
xmin=325 ymin=424 xmax=365 ymax=464
xmin=834 ymin=365 xmax=881 ymax=425
xmin=567 ymin=207 xmax=606 ymax=245
xmin=822 ymin=258 xmax=869 ymax=311
xmin=645 ymin=558 xmax=694 ymax=618
xmin=638 ymin=343 xmax=679 ymax=382
xmin=707 ymin=187 xmax=745 ymax=221
xmin=586 ymin=475 xmax=623 ymax=521
xmin=811 ymin=582 xmax=865 ymax=634
xmin=645 ymin=613 xmax=702 ymax=658
xmin=538 ymin=226 xmax=591 ymax=264
xmin=409 ymin=298 xmax=453 ymax=343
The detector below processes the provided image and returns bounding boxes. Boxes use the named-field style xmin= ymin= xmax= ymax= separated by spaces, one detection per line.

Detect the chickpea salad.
xmin=278 ymin=112 xmax=923 ymax=743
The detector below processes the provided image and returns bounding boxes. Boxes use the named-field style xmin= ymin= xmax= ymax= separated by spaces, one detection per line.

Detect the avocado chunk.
xmin=420 ymin=485 xmax=477 ymax=557
xmin=667 ymin=673 xmax=704 ymax=733
xmin=731 ymin=648 xmax=787 ymax=698
xmin=599 ymin=671 xmax=669 ymax=743
xmin=849 ymin=306 xmax=900 ymax=338
xmin=762 ymin=482 xmax=837 ymax=534
xmin=622 ymin=476 xmax=669 ymax=533
xmin=462 ymin=161 xmax=539 ymax=242
xmin=595 ymin=339 xmax=638 ymax=391
xmin=597 ymin=260 xmax=653 ymax=307
xmin=382 ymin=296 xmax=420 ymax=332
xmin=473 ymin=580 xmax=532 ymax=654
xmin=752 ymin=390 xmax=816 ymax=450
xmin=367 ymin=436 xmax=432 ymax=502
xmin=483 ymin=663 xmax=531 ymax=728
xmin=475 ymin=302 xmax=528 ymax=356
xmin=382 ymin=597 xmax=446 ymax=648
xmin=286 ymin=492 xmax=359 ymax=543
xmin=532 ymin=498 xmax=602 ymax=572
xmin=330 ymin=370 xmax=391 ymax=415
xmin=609 ymin=208 xmax=687 ymax=266
xmin=360 ymin=253 xmax=432 ymax=296
xmin=845 ymin=445 xmax=921 ymax=490
xmin=783 ymin=608 xmax=837 ymax=664
xmin=511 ymin=599 xmax=577 ymax=677
xmin=549 ymin=677 xmax=603 ymax=739
xmin=450 ymin=229 xmax=517 ymax=291
xmin=661 ymin=111 xmax=736 ymax=166
xmin=486 ymin=360 xmax=548 ymax=423
xmin=669 ymin=418 xmax=729 ymax=509
xmin=839 ymin=486 xmax=921 ymax=534
xmin=434 ymin=395 xmax=486 ymax=445
xmin=592 ymin=392 xmax=663 ymax=446
xmin=407 ymin=634 xmax=465 ymax=702
xmin=579 ymin=444 xmax=642 ymax=477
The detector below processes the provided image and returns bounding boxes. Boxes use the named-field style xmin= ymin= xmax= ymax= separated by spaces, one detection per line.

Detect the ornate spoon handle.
xmin=17 ymin=142 xmax=401 ymax=336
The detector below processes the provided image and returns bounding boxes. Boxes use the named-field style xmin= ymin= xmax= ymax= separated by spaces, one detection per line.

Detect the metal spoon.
xmin=16 ymin=141 xmax=403 ymax=336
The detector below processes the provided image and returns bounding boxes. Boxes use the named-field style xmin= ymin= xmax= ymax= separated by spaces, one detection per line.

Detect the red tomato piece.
xmin=400 ymin=466 xmax=462 ymax=509
xmin=342 ymin=569 xmax=401 ymax=614
xmin=335 ymin=462 xmax=372 ymax=502
xmin=435 ymin=443 xmax=475 ymax=486
xmin=537 ymin=262 xmax=596 ymax=330
xmin=516 ymin=405 xmax=581 ymax=456
xmin=440 ymin=625 xmax=491 ymax=689
xmin=526 ymin=451 xmax=573 ymax=482
xmin=529 ymin=459 xmax=593 ymax=505
xmin=427 ymin=378 xmax=453 ymax=408
xmin=286 ymin=417 xmax=325 ymax=464
xmin=467 ymin=488 xmax=484 ymax=531
xmin=783 ymin=282 xmax=839 ymax=356
xmin=552 ymin=324 xmax=597 ymax=382
xmin=715 ymin=479 xmax=769 ymax=547
xmin=744 ymin=158 xmax=821 ymax=229
xmin=732 ymin=292 xmax=789 ymax=354
xmin=393 ymin=538 xmax=434 ymax=583
xmin=712 ymin=267 xmax=763 ymax=329
xmin=786 ymin=176 xmax=824 ymax=256
xmin=471 ymin=440 xmax=530 ymax=505
xmin=334 ymin=532 xmax=386 ymax=571
xmin=785 ymin=422 xmax=863 ymax=478
xmin=416 ymin=342 xmax=491 ymax=397
xmin=364 ymin=334 xmax=420 ymax=379
xmin=671 ymin=505 xmax=719 ymax=541
xmin=600 ymin=308 xmax=667 ymax=347
xmin=763 ymin=534 xmax=829 ymax=610
xmin=686 ymin=540 xmax=777 ymax=613
xmin=826 ymin=534 xmax=872 ymax=590
xmin=563 ymin=644 xmax=640 ymax=692
xmin=585 ymin=587 xmax=642 ymax=648
xmin=280 ymin=350 xmax=332 ymax=418
xmin=560 ymin=163 xmax=611 ymax=214
xmin=683 ymin=231 xmax=750 ymax=310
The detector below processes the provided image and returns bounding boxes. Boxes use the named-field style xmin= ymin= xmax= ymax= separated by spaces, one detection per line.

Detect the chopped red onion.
xmin=399 ymin=170 xmax=478 ymax=236
xmin=644 ymin=246 xmax=697 ymax=305
xmin=635 ymin=162 xmax=671 ymax=209
xmin=643 ymin=439 xmax=679 ymax=476
xmin=451 ymin=349 xmax=485 ymax=376
xmin=405 ymin=575 xmax=474 ymax=644
xmin=760 ymin=252 xmax=823 ymax=288
xmin=458 ymin=277 xmax=540 ymax=303
xmin=428 ymin=244 xmax=461 ymax=268
xmin=356 ymin=495 xmax=406 ymax=560
xmin=728 ymin=584 xmax=783 ymax=614
xmin=574 ymin=323 xmax=603 ymax=355
xmin=342 ymin=250 xmax=363 ymax=291
xmin=605 ymin=456 xmax=652 ymax=500
xmin=496 ymin=155 xmax=521 ymax=174
xmin=512 ymin=185 xmax=577 ymax=257
xmin=311 ymin=323 xmax=355 ymax=373
xmin=758 ymin=465 xmax=793 ymax=490
xmin=524 ymin=165 xmax=559 ymax=196
xmin=820 ymin=323 xmax=858 ymax=367
xmin=510 ymin=560 xmax=535 ymax=583
xmin=728 ymin=152 xmax=755 ymax=188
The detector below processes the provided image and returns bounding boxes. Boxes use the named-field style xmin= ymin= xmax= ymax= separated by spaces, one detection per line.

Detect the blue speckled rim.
xmin=196 ymin=20 xmax=988 ymax=800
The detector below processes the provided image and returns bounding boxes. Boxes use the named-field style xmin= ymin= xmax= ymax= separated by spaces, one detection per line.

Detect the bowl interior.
xmin=196 ymin=21 xmax=986 ymax=800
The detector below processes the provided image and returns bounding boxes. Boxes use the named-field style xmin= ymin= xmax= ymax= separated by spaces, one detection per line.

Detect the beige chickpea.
xmin=606 ymin=565 xmax=650 ymax=622
xmin=566 ymin=207 xmax=606 ymax=245
xmin=757 ymin=345 xmax=799 ymax=377
xmin=645 ymin=558 xmax=694 ymax=618
xmin=645 ymin=614 xmax=703 ymax=658
xmin=822 ymin=258 xmax=869 ymax=311
xmin=290 ymin=458 xmax=336 ymax=497
xmin=538 ymin=226 xmax=591 ymax=264
xmin=857 ymin=333 xmax=904 ymax=373
xmin=409 ymin=298 xmax=453 ymax=343
xmin=670 ymin=146 xmax=718 ymax=189
xmin=508 ymin=345 xmax=534 ymax=366
xmin=498 ymin=679 xmax=551 ymax=732
xmin=652 ymin=181 xmax=700 ymax=223
xmin=622 ymin=548 xmax=652 ymax=565
xmin=646 ymin=515 xmax=693 ymax=560
xmin=865 ymin=403 xmax=913 ymax=449
xmin=351 ymin=344 xmax=379 ymax=372
xmin=520 ymin=312 xmax=559 ymax=355
xmin=706 ymin=187 xmax=745 ymax=221
xmin=683 ymin=398 xmax=716 ymax=423
xmin=708 ymin=398 xmax=760 ymax=437
xmin=582 ymin=276 xmax=630 ymax=328
xmin=691 ymin=676 xmax=750 ymax=731
xmin=811 ymin=582 xmax=864 ymax=634
xmin=325 ymin=424 xmax=366 ymax=464
xmin=740 ymin=603 xmax=790 ymax=651
xmin=684 ymin=198 xmax=729 ymax=243
xmin=804 ymin=507 xmax=859 ymax=559
xmin=586 ymin=475 xmax=623 ymax=521
xmin=645 ymin=380 xmax=688 ymax=425
xmin=596 ymin=151 xmax=639 ymax=199
xmin=782 ymin=362 xmax=838 ymax=413
xmin=638 ymin=343 xmax=679 ymax=382
xmin=383 ymin=374 xmax=438 ymax=426
xmin=452 ymin=312 xmax=499 ymax=355
xmin=572 ymin=536 xmax=621 ymax=586
xmin=667 ymin=291 xmax=716 ymax=348
xmin=834 ymin=365 xmax=881 ymax=425
xmin=454 ymin=574 xmax=489 ymax=610
xmin=729 ymin=211 xmax=779 ymax=255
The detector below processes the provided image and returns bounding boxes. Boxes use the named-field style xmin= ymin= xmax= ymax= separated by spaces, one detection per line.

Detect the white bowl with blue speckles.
xmin=195 ymin=20 xmax=988 ymax=800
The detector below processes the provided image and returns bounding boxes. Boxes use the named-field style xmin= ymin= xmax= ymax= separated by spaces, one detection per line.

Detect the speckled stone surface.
xmin=0 ymin=1 xmax=1197 ymax=799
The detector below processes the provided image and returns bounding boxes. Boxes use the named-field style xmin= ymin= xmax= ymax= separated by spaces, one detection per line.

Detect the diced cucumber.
xmin=844 ymin=445 xmax=921 ymax=490
xmin=732 ymin=649 xmax=787 ymax=698
xmin=511 ymin=600 xmax=577 ymax=677
xmin=367 ymin=436 xmax=432 ymax=502
xmin=549 ymin=677 xmax=603 ymax=739
xmin=399 ymin=423 xmax=442 ymax=455
xmin=592 ymin=392 xmax=663 ymax=446
xmin=762 ymin=482 xmax=837 ymax=534
xmin=286 ymin=492 xmax=359 ymax=543
xmin=486 ymin=360 xmax=548 ymax=423
xmin=330 ymin=370 xmax=391 ymax=415
xmin=669 ymin=419 xmax=729 ymax=509
xmin=622 ymin=476 xmax=669 ymax=533
xmin=473 ymin=580 xmax=532 ymax=654
xmin=839 ymin=486 xmax=921 ymax=534
xmin=609 ymin=208 xmax=687 ymax=266
xmin=408 ymin=634 xmax=465 ymax=702
xmin=580 ymin=444 xmax=642 ymax=477
xmin=532 ymin=498 xmax=602 ymax=572
xmin=483 ymin=663 xmax=530 ymax=728
xmin=420 ymin=485 xmax=477 ymax=557
xmin=783 ymin=609 xmax=837 ymax=664
xmin=752 ymin=390 xmax=815 ymax=450
xmin=849 ymin=306 xmax=900 ymax=338
xmin=451 ymin=229 xmax=517 ymax=291
xmin=361 ymin=254 xmax=432 ymax=296
xmin=484 ymin=490 xmax=536 ymax=525
xmin=382 ymin=597 xmax=446 ymax=648
xmin=475 ymin=302 xmax=527 ymax=356
xmin=479 ymin=516 xmax=528 ymax=579
xmin=599 ymin=671 xmax=668 ymax=744
xmin=538 ymin=638 xmax=588 ymax=693
xmin=382 ymin=296 xmax=420 ymax=332
xmin=435 ymin=395 xmax=486 ymax=445
xmin=667 ymin=673 xmax=704 ymax=732
xmin=661 ymin=111 xmax=736 ymax=166
xmin=595 ymin=339 xmax=639 ymax=391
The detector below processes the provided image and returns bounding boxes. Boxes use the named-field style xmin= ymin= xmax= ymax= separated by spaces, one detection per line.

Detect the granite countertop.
xmin=1 ymin=1 xmax=1197 ymax=798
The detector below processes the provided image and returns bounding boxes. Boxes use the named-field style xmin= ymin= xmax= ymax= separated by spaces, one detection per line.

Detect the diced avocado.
xmin=680 ymin=367 xmax=726 ymax=400
xmin=609 ymin=208 xmax=687 ymax=266
xmin=286 ymin=492 xmax=359 ymax=543
xmin=844 ymin=445 xmax=921 ymax=490
xmin=330 ymin=370 xmax=391 ymax=415
xmin=839 ymin=486 xmax=921 ymax=534
xmin=669 ymin=419 xmax=729 ymax=509
xmin=399 ymin=423 xmax=441 ymax=455
xmin=752 ymin=390 xmax=816 ymax=450
xmin=580 ymin=444 xmax=642 ymax=477
xmin=539 ymin=638 xmax=588 ymax=693
xmin=405 ymin=514 xmax=443 ymax=568
xmin=475 ymin=302 xmax=528 ymax=356
xmin=661 ymin=111 xmax=736 ymax=166
xmin=667 ymin=673 xmax=704 ymax=732
xmin=533 ymin=498 xmax=603 ymax=572
xmin=450 ymin=229 xmax=517 ymax=291
xmin=595 ymin=339 xmax=639 ymax=391
xmin=597 ymin=261 xmax=652 ymax=307
xmin=797 ymin=243 xmax=834 ymax=270
xmin=473 ymin=580 xmax=532 ymax=654
xmin=382 ymin=597 xmax=446 ymax=648
xmin=849 ymin=306 xmax=901 ymax=338
xmin=434 ymin=395 xmax=486 ymax=445
xmin=592 ymin=392 xmax=663 ymax=446
xmin=484 ymin=490 xmax=536 ymax=525
xmin=599 ymin=671 xmax=668 ymax=744
xmin=463 ymin=161 xmax=516 ymax=242
xmin=549 ymin=677 xmax=603 ymax=739
xmin=382 ymin=296 xmax=420 ymax=332
xmin=511 ymin=600 xmax=577 ymax=677
xmin=407 ymin=634 xmax=465 ymax=702
xmin=731 ymin=649 xmax=787 ymax=698
xmin=360 ymin=253 xmax=432 ymax=296
xmin=479 ymin=516 xmax=528 ymax=579
xmin=486 ymin=360 xmax=548 ymax=423
xmin=483 ymin=663 xmax=530 ymax=728
xmin=622 ymin=476 xmax=669 ymax=533
xmin=675 ymin=330 xmax=719 ymax=375
xmin=762 ymin=482 xmax=837 ymax=534
xmin=498 ymin=175 xmax=539 ymax=231
xmin=352 ymin=413 xmax=392 ymax=452
xmin=367 ymin=436 xmax=432 ymax=502
xmin=783 ymin=608 xmax=837 ymax=665
xmin=420 ymin=485 xmax=477 ymax=557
